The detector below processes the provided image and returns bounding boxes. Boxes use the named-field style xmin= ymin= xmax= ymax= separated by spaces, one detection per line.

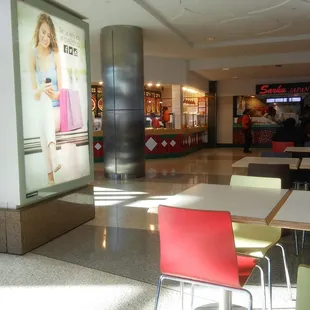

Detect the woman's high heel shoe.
xmin=48 ymin=180 xmax=55 ymax=186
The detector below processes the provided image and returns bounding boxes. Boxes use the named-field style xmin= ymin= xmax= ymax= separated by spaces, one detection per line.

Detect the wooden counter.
xmin=233 ymin=124 xmax=278 ymax=147
xmin=93 ymin=127 xmax=208 ymax=162
xmin=145 ymin=127 xmax=208 ymax=135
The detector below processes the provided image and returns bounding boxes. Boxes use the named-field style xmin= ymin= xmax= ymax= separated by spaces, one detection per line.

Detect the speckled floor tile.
xmin=0 ymin=253 xmax=217 ymax=310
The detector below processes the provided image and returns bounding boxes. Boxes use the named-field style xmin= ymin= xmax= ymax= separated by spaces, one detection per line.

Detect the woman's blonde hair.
xmin=33 ymin=13 xmax=58 ymax=52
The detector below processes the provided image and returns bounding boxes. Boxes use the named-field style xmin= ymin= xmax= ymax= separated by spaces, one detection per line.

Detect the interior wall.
xmin=93 ymin=40 xmax=189 ymax=85
xmin=186 ymin=71 xmax=209 ymax=92
xmin=217 ymin=77 xmax=310 ymax=144
xmin=90 ymin=35 xmax=101 ymax=83
xmin=93 ymin=44 xmax=209 ymax=93
xmin=144 ymin=56 xmax=188 ymax=85
xmin=162 ymin=85 xmax=172 ymax=99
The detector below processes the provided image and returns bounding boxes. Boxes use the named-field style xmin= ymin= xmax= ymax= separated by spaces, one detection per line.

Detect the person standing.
xmin=150 ymin=113 xmax=160 ymax=128
xmin=242 ymin=108 xmax=252 ymax=153
xmin=162 ymin=107 xmax=170 ymax=128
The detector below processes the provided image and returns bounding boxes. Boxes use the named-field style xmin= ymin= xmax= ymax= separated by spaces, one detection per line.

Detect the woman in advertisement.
xmin=29 ymin=13 xmax=62 ymax=186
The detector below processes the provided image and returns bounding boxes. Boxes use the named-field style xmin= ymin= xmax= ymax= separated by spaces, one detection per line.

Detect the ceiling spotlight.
xmin=156 ymin=83 xmax=161 ymax=87
xmin=147 ymin=83 xmax=153 ymax=86
xmin=208 ymin=37 xmax=214 ymax=41
xmin=223 ymin=68 xmax=230 ymax=71
xmin=99 ymin=81 xmax=103 ymax=85
xmin=233 ymin=76 xmax=238 ymax=79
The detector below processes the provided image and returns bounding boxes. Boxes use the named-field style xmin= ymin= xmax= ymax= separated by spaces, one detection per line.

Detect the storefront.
xmin=93 ymin=83 xmax=209 ymax=162
xmin=233 ymin=82 xmax=310 ymax=146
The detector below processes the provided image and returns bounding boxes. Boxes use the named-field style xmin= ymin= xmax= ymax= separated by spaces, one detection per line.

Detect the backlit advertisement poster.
xmin=17 ymin=1 xmax=91 ymax=196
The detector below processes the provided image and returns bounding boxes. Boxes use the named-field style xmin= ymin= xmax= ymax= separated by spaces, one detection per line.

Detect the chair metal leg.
xmin=294 ymin=230 xmax=299 ymax=256
xmin=302 ymin=231 xmax=307 ymax=250
xmin=219 ymin=290 xmax=232 ymax=310
xmin=276 ymin=243 xmax=292 ymax=300
xmin=154 ymin=275 xmax=164 ymax=310
xmin=180 ymin=282 xmax=184 ymax=310
xmin=255 ymin=265 xmax=266 ymax=310
xmin=244 ymin=289 xmax=253 ymax=310
xmin=190 ymin=284 xmax=194 ymax=310
xmin=265 ymin=256 xmax=272 ymax=310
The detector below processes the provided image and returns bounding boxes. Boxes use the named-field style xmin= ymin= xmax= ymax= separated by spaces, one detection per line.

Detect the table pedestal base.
xmin=195 ymin=305 xmax=246 ymax=310
xmin=194 ymin=290 xmax=247 ymax=310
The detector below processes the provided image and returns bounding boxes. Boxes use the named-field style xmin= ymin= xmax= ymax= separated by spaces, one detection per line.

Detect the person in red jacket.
xmin=162 ymin=107 xmax=170 ymax=128
xmin=150 ymin=113 xmax=160 ymax=128
xmin=242 ymin=108 xmax=252 ymax=153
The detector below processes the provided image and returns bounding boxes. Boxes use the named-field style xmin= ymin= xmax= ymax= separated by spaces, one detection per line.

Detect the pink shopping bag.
xmin=67 ymin=90 xmax=83 ymax=131
xmin=59 ymin=89 xmax=69 ymax=132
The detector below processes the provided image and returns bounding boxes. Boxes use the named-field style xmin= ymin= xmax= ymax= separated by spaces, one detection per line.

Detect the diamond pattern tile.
xmin=161 ymin=140 xmax=167 ymax=147
xmin=145 ymin=137 xmax=157 ymax=151
xmin=94 ymin=143 xmax=102 ymax=151
xmin=170 ymin=140 xmax=176 ymax=147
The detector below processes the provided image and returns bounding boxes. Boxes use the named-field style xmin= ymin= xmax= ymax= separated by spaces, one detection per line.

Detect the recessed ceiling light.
xmin=147 ymin=83 xmax=153 ymax=86
xmin=223 ymin=68 xmax=230 ymax=71
xmin=156 ymin=83 xmax=161 ymax=87
xmin=233 ymin=76 xmax=238 ymax=79
xmin=207 ymin=37 xmax=214 ymax=41
xmin=99 ymin=81 xmax=103 ymax=85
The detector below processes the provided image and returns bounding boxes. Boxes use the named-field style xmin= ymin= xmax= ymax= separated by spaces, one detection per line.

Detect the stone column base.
xmin=0 ymin=186 xmax=95 ymax=255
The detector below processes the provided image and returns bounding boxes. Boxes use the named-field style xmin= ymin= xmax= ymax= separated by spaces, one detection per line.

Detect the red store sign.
xmin=256 ymin=83 xmax=310 ymax=95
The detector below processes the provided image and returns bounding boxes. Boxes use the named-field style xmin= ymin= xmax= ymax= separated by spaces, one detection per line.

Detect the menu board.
xmin=91 ymin=85 xmax=103 ymax=117
xmin=144 ymin=89 xmax=162 ymax=116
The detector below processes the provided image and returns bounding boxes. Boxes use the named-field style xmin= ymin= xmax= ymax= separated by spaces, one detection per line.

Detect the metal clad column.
xmin=101 ymin=26 xmax=145 ymax=179
xmin=208 ymin=81 xmax=218 ymax=147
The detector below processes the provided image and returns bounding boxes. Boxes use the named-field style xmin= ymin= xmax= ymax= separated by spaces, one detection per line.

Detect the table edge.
xmin=271 ymin=219 xmax=310 ymax=231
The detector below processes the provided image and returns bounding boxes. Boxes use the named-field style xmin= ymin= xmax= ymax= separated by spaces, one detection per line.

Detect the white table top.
xmin=160 ymin=184 xmax=290 ymax=225
xmin=271 ymin=190 xmax=310 ymax=230
xmin=300 ymin=158 xmax=310 ymax=170
xmin=285 ymin=147 xmax=310 ymax=153
xmin=232 ymin=157 xmax=300 ymax=170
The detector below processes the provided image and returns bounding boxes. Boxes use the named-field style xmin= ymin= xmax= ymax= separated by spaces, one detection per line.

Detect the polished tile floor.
xmin=1 ymin=148 xmax=308 ymax=309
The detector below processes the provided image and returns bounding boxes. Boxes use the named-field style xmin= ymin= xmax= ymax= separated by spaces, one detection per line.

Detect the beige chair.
xmin=296 ymin=265 xmax=310 ymax=310
xmin=230 ymin=175 xmax=292 ymax=310
xmin=231 ymin=175 xmax=281 ymax=189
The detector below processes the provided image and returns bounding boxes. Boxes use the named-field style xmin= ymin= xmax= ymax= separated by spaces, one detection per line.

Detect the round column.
xmin=101 ymin=25 xmax=145 ymax=179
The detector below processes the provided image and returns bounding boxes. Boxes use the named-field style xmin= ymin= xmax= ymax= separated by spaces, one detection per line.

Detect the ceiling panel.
xmin=143 ymin=0 xmax=310 ymax=43
xmin=197 ymin=63 xmax=310 ymax=80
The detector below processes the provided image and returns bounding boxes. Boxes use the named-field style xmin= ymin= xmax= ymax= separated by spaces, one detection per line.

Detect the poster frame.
xmin=11 ymin=0 xmax=94 ymax=208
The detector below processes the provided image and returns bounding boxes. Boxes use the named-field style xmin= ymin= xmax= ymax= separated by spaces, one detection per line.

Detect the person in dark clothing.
xmin=242 ymin=108 xmax=252 ymax=153
xmin=272 ymin=118 xmax=306 ymax=146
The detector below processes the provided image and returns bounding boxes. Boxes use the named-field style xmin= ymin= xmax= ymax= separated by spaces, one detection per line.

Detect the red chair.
xmin=272 ymin=141 xmax=294 ymax=152
xmin=155 ymin=206 xmax=266 ymax=310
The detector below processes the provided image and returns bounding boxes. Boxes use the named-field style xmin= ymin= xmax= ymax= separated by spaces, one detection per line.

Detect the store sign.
xmin=256 ymin=83 xmax=310 ymax=95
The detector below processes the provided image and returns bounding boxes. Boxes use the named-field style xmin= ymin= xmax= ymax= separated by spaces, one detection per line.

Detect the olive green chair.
xmin=230 ymin=175 xmax=292 ymax=310
xmin=296 ymin=265 xmax=310 ymax=310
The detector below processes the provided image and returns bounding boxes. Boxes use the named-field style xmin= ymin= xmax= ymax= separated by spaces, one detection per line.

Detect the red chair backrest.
xmin=272 ymin=141 xmax=294 ymax=152
xmin=158 ymin=206 xmax=241 ymax=288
